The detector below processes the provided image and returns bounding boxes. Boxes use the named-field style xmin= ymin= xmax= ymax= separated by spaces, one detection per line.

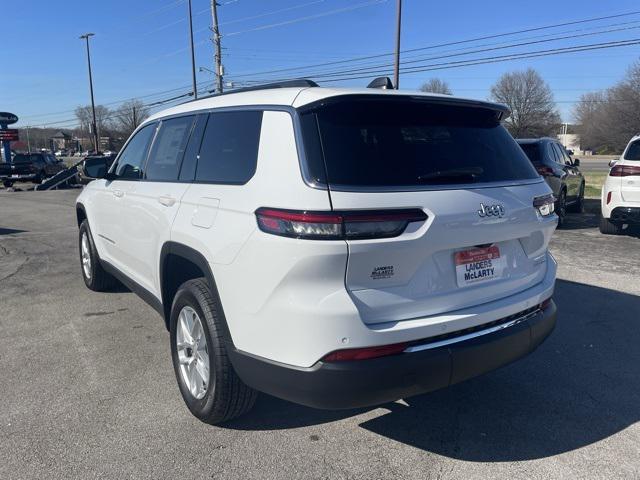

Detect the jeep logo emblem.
xmin=478 ymin=203 xmax=505 ymax=218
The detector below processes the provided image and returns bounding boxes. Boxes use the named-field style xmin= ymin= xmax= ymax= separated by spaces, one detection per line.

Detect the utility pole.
xmin=80 ymin=33 xmax=99 ymax=153
xmin=211 ymin=0 xmax=224 ymax=93
xmin=132 ymin=103 xmax=138 ymax=130
xmin=187 ymin=0 xmax=198 ymax=99
xmin=26 ymin=125 xmax=31 ymax=153
xmin=393 ymin=0 xmax=402 ymax=89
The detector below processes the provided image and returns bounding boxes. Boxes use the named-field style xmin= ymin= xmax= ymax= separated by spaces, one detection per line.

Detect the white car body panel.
xmin=77 ymin=87 xmax=558 ymax=370
xmin=601 ymin=135 xmax=640 ymax=218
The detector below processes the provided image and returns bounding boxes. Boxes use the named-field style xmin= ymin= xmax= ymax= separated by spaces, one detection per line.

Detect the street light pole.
xmin=393 ymin=0 xmax=402 ymax=89
xmin=188 ymin=0 xmax=198 ymax=99
xmin=79 ymin=33 xmax=99 ymax=153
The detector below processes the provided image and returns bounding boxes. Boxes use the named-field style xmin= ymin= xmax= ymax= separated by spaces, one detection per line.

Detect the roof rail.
xmin=187 ymin=79 xmax=319 ymax=103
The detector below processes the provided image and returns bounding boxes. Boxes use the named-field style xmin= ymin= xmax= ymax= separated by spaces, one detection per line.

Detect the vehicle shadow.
xmin=560 ymin=198 xmax=600 ymax=230
xmin=0 ymin=228 xmax=27 ymax=235
xmin=225 ymin=279 xmax=640 ymax=461
xmin=562 ymin=199 xmax=640 ymax=236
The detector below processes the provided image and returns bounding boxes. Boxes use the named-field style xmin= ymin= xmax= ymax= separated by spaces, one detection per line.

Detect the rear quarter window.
xmin=195 ymin=110 xmax=263 ymax=184
xmin=300 ymin=98 xmax=539 ymax=189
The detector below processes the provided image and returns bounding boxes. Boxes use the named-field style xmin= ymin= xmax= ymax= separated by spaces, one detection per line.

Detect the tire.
xmin=556 ymin=189 xmax=567 ymax=228
xmin=567 ymin=183 xmax=584 ymax=213
xmin=79 ymin=220 xmax=118 ymax=291
xmin=3 ymin=180 xmax=13 ymax=188
xmin=33 ymin=171 xmax=44 ymax=184
xmin=599 ymin=216 xmax=623 ymax=235
xmin=170 ymin=278 xmax=257 ymax=424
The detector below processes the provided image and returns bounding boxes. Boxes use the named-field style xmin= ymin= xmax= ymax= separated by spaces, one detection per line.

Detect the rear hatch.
xmin=619 ymin=140 xmax=640 ymax=203
xmin=298 ymin=95 xmax=555 ymax=325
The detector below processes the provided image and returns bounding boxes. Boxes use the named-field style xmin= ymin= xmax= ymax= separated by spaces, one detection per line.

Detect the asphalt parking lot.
xmin=1 ymin=190 xmax=639 ymax=479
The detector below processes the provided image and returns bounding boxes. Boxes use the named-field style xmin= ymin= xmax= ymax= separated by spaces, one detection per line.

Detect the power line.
xmin=224 ymin=0 xmax=388 ymax=37
xmin=320 ymin=38 xmax=640 ymax=83
xmin=291 ymin=24 xmax=640 ymax=81
xmin=228 ymin=9 xmax=640 ymax=79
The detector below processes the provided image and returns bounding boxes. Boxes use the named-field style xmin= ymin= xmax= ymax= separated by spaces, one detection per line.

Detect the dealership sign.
xmin=0 ymin=112 xmax=18 ymax=125
xmin=0 ymin=129 xmax=19 ymax=141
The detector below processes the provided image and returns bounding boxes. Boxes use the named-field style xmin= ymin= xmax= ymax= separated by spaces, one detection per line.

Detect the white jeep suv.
xmin=600 ymin=134 xmax=640 ymax=234
xmin=76 ymin=79 xmax=558 ymax=424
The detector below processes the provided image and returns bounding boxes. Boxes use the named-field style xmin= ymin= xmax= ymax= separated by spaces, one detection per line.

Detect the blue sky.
xmin=2 ymin=0 xmax=640 ymax=128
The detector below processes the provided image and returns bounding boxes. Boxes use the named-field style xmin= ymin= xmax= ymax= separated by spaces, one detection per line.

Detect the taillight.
xmin=533 ymin=194 xmax=555 ymax=217
xmin=536 ymin=166 xmax=554 ymax=176
xmin=610 ymin=165 xmax=640 ymax=177
xmin=255 ymin=208 xmax=427 ymax=240
xmin=322 ymin=342 xmax=408 ymax=362
xmin=606 ymin=191 xmax=612 ymax=205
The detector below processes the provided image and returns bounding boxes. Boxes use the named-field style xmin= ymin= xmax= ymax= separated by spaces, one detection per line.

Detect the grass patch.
xmin=583 ymin=172 xmax=607 ymax=198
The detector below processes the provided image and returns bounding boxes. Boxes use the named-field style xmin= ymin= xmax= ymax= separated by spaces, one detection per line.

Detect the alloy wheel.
xmin=176 ymin=306 xmax=210 ymax=400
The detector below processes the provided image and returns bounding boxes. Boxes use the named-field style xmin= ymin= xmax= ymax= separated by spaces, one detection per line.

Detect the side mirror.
xmin=573 ymin=158 xmax=580 ymax=166
xmin=566 ymin=149 xmax=574 ymax=156
xmin=83 ymin=157 xmax=111 ymax=180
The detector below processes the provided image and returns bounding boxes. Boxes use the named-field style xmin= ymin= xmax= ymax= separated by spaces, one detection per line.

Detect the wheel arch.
xmin=159 ymin=242 xmax=232 ymax=340
xmin=76 ymin=202 xmax=87 ymax=227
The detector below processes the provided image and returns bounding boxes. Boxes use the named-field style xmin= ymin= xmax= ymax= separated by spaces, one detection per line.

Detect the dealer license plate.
xmin=455 ymin=245 xmax=505 ymax=287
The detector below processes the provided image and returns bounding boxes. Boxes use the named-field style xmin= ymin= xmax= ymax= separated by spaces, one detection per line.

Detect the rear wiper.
xmin=417 ymin=167 xmax=484 ymax=183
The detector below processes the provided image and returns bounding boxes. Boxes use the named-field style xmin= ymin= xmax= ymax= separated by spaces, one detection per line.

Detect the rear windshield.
xmin=625 ymin=140 xmax=640 ymax=160
xmin=300 ymin=98 xmax=539 ymax=189
xmin=518 ymin=142 xmax=543 ymax=165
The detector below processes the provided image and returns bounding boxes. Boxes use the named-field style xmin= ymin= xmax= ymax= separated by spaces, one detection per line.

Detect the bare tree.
xmin=420 ymin=78 xmax=452 ymax=95
xmin=490 ymin=68 xmax=561 ymax=138
xmin=113 ymin=99 xmax=150 ymax=138
xmin=574 ymin=60 xmax=640 ymax=153
xmin=74 ymin=105 xmax=112 ymax=139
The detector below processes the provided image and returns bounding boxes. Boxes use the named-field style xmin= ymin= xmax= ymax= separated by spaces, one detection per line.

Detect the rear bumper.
xmin=610 ymin=207 xmax=640 ymax=224
xmin=229 ymin=300 xmax=557 ymax=409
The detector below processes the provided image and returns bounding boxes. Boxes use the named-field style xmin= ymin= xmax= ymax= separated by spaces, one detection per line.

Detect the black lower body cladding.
xmin=228 ymin=301 xmax=557 ymax=409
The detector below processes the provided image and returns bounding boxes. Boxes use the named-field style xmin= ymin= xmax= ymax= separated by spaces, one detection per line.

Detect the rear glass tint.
xmin=301 ymin=98 xmax=539 ymax=189
xmin=518 ymin=142 xmax=543 ymax=165
xmin=625 ymin=140 xmax=640 ymax=160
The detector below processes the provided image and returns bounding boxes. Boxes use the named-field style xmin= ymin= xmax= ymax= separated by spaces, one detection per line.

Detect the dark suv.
xmin=517 ymin=138 xmax=585 ymax=226
xmin=2 ymin=152 xmax=66 ymax=187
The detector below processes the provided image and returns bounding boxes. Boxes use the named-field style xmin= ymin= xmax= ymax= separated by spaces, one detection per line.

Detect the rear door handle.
xmin=113 ymin=189 xmax=124 ymax=198
xmin=158 ymin=195 xmax=176 ymax=207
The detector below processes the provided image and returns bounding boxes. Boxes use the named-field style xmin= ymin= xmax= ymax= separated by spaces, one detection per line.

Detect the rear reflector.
xmin=610 ymin=165 xmax=640 ymax=177
xmin=607 ymin=191 xmax=612 ymax=205
xmin=540 ymin=297 xmax=553 ymax=310
xmin=256 ymin=208 xmax=427 ymax=240
xmin=322 ymin=342 xmax=408 ymax=362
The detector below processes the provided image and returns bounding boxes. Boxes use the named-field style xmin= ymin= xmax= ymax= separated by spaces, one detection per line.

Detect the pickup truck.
xmin=2 ymin=152 xmax=66 ymax=187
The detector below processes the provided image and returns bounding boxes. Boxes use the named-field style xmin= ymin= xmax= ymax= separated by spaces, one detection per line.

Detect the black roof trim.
xmin=186 ymin=79 xmax=318 ymax=104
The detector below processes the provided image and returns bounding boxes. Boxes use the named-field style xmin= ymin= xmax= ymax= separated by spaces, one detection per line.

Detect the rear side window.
xmin=624 ymin=140 xmax=640 ymax=160
xmin=518 ymin=142 xmax=542 ymax=165
xmin=145 ymin=116 xmax=195 ymax=181
xmin=195 ymin=111 xmax=263 ymax=184
xmin=115 ymin=123 xmax=156 ymax=180
xmin=300 ymin=98 xmax=539 ymax=189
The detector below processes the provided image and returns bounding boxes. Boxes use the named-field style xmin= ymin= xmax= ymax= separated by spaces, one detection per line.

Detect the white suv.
xmin=76 ymin=79 xmax=558 ymax=424
xmin=600 ymin=134 xmax=640 ymax=234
